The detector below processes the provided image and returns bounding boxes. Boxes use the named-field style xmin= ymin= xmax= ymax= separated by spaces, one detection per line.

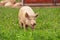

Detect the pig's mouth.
xmin=31 ymin=24 xmax=36 ymax=30
xmin=32 ymin=24 xmax=36 ymax=27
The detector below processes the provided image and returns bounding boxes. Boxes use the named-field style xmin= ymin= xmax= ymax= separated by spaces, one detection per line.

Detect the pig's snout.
xmin=31 ymin=20 xmax=36 ymax=26
xmin=32 ymin=23 xmax=36 ymax=26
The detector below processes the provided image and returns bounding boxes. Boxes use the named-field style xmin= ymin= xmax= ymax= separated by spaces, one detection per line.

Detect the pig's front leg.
xmin=19 ymin=20 xmax=23 ymax=29
xmin=25 ymin=25 xmax=28 ymax=29
xmin=20 ymin=22 xmax=23 ymax=29
xmin=23 ymin=24 xmax=26 ymax=30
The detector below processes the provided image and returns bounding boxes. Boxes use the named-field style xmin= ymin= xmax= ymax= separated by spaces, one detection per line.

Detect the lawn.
xmin=0 ymin=7 xmax=60 ymax=40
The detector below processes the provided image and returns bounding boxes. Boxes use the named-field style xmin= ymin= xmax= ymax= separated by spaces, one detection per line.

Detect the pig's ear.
xmin=25 ymin=13 xmax=29 ymax=18
xmin=35 ymin=14 xmax=38 ymax=17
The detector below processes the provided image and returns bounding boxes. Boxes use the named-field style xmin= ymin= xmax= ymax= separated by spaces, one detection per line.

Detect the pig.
xmin=18 ymin=6 xmax=38 ymax=30
xmin=12 ymin=2 xmax=20 ymax=8
xmin=1 ymin=0 xmax=16 ymax=4
xmin=0 ymin=1 xmax=6 ymax=6
xmin=4 ymin=2 xmax=13 ymax=7
xmin=0 ymin=0 xmax=16 ymax=6
xmin=4 ymin=0 xmax=16 ymax=7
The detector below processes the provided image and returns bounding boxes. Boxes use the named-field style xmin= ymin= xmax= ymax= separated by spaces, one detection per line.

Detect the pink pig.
xmin=18 ymin=6 xmax=38 ymax=30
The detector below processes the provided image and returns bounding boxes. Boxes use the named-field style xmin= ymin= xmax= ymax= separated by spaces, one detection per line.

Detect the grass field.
xmin=0 ymin=7 xmax=60 ymax=40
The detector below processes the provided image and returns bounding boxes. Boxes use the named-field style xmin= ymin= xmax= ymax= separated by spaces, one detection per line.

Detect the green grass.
xmin=0 ymin=7 xmax=60 ymax=40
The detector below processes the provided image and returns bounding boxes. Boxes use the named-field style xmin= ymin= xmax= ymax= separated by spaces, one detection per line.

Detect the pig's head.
xmin=25 ymin=13 xmax=38 ymax=27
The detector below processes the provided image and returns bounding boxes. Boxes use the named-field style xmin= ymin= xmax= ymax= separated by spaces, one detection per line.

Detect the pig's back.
xmin=20 ymin=6 xmax=35 ymax=16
